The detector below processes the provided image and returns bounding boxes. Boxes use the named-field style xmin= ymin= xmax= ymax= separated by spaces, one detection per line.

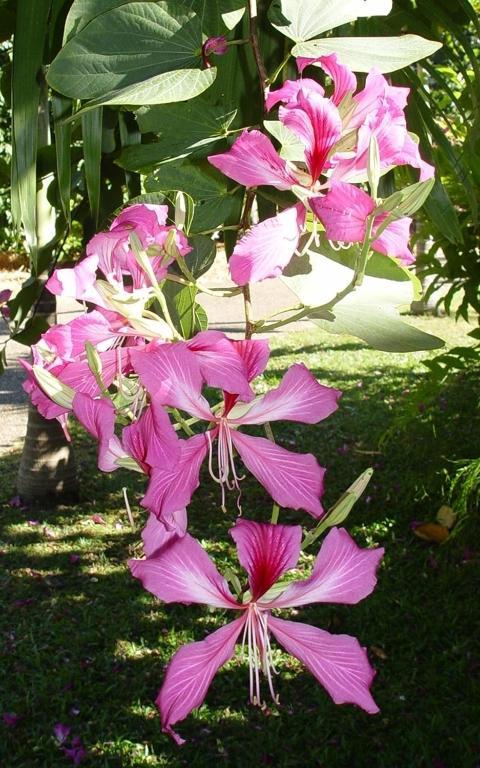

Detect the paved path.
xmin=0 ymin=260 xmax=312 ymax=456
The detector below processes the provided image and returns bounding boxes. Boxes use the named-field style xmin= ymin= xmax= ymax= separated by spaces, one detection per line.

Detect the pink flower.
xmin=208 ymin=55 xmax=433 ymax=284
xmin=130 ymin=341 xmax=341 ymax=522
xmin=311 ymin=182 xmax=414 ymax=265
xmin=46 ymin=203 xmax=191 ymax=304
xmin=129 ymin=521 xmax=384 ymax=744
xmin=202 ymin=35 xmax=228 ymax=67
xmin=3 ymin=711 xmax=22 ymax=727
xmin=53 ymin=722 xmax=71 ymax=745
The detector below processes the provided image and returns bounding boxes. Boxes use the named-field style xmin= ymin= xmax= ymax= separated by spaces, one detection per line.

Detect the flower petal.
xmin=231 ymin=363 xmax=341 ymax=426
xmin=265 ymin=78 xmax=325 ymax=110
xmin=127 ymin=401 xmax=180 ymax=470
xmin=229 ymin=204 xmax=306 ymax=285
xmin=280 ymin=92 xmax=342 ymax=182
xmin=373 ymin=215 xmax=414 ymax=265
xmin=157 ymin=617 xmax=246 ymax=744
xmin=268 ymin=527 xmax=384 ymax=608
xmin=186 ymin=331 xmax=254 ymax=401
xmin=129 ymin=532 xmax=237 ymax=608
xmin=130 ymin=341 xmax=212 ymax=420
xmin=233 ymin=338 xmax=270 ymax=382
xmin=311 ymin=182 xmax=374 ymax=243
xmin=297 ymin=54 xmax=357 ymax=106
xmin=268 ymin=616 xmax=379 ymax=713
xmin=141 ymin=433 xmax=209 ymax=522
xmin=230 ymin=430 xmax=325 ymax=517
xmin=208 ymin=129 xmax=298 ymax=190
xmin=46 ymin=254 xmax=100 ymax=303
xmin=72 ymin=393 xmax=127 ymax=472
xmin=142 ymin=510 xmax=187 ymax=557
xmin=230 ymin=519 xmax=302 ymax=600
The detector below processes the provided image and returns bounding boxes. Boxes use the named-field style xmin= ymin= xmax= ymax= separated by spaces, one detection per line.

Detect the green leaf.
xmin=185 ymin=234 xmax=216 ymax=278
xmin=164 ymin=282 xmax=206 ymax=339
xmin=67 ymin=68 xmax=217 ymax=116
xmin=264 ymin=120 xmax=305 ymax=162
xmin=117 ymin=98 xmax=236 ymax=171
xmin=292 ymin=35 xmax=442 ymax=73
xmin=7 ymin=277 xmax=43 ymax=327
xmin=135 ymin=97 xmax=237 ymax=151
xmin=184 ymin=0 xmax=245 ymax=36
xmin=145 ymin=159 xmax=243 ymax=233
xmin=63 ymin=0 xmax=131 ymax=42
xmin=423 ymin=179 xmax=464 ymax=245
xmin=281 ymin=247 xmax=443 ymax=352
xmin=313 ymin=304 xmax=444 ymax=352
xmin=11 ymin=0 xmax=51 ymax=270
xmin=49 ymin=1 xmax=204 ymax=99
xmin=52 ymin=94 xmax=72 ymax=224
xmin=11 ymin=315 xmax=50 ymax=346
xmin=268 ymin=0 xmax=392 ymax=42
xmin=82 ymin=107 xmax=103 ymax=226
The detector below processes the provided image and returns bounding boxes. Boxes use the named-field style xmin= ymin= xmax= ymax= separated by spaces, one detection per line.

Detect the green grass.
xmin=1 ymin=316 xmax=479 ymax=768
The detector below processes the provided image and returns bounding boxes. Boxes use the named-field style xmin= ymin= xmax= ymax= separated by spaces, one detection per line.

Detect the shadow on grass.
xmin=0 ymin=353 xmax=479 ymax=768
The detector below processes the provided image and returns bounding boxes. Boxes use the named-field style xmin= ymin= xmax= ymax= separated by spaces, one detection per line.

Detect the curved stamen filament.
xmin=242 ymin=605 xmax=279 ymax=708
xmin=206 ymin=420 xmax=245 ymax=512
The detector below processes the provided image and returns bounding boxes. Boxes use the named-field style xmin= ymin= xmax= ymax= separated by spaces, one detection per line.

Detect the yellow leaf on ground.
xmin=413 ymin=522 xmax=450 ymax=544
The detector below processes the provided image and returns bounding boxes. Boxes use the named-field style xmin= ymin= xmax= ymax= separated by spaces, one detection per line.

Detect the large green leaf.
xmin=281 ymin=247 xmax=444 ymax=352
xmin=67 ymin=68 xmax=217 ymax=115
xmin=82 ymin=107 xmax=103 ymax=226
xmin=63 ymin=0 xmax=133 ymax=42
xmin=268 ymin=0 xmax=392 ymax=42
xmin=185 ymin=234 xmax=216 ymax=278
xmin=184 ymin=0 xmax=245 ymax=35
xmin=292 ymin=35 xmax=442 ymax=73
xmin=423 ymin=180 xmax=463 ymax=244
xmin=116 ymin=98 xmax=237 ymax=169
xmin=52 ymin=94 xmax=72 ymax=223
xmin=163 ymin=282 xmax=207 ymax=339
xmin=11 ymin=0 xmax=51 ymax=270
xmin=145 ymin=159 xmax=243 ymax=233
xmin=49 ymin=1 xmax=204 ymax=100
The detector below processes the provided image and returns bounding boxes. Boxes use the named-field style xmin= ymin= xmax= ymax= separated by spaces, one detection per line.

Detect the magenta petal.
xmin=129 ymin=532 xmax=237 ymax=608
xmin=233 ymin=338 xmax=270 ymax=382
xmin=142 ymin=510 xmax=187 ymax=557
xmin=233 ymin=363 xmax=341 ymax=426
xmin=311 ymin=182 xmax=375 ymax=243
xmin=373 ymin=216 xmax=414 ymax=265
xmin=208 ymin=129 xmax=298 ymax=191
xmin=229 ymin=204 xmax=306 ymax=285
xmin=46 ymin=254 xmax=100 ymax=303
xmin=269 ymin=527 xmax=384 ymax=609
xmin=297 ymin=54 xmax=357 ymax=106
xmin=265 ymin=78 xmax=325 ymax=110
xmin=72 ymin=393 xmax=122 ymax=472
xmin=268 ymin=616 xmax=379 ymax=713
xmin=280 ymin=92 xmax=342 ymax=182
xmin=230 ymin=431 xmax=325 ymax=517
xmin=141 ymin=433 xmax=209 ymax=522
xmin=53 ymin=722 xmax=71 ymax=745
xmin=125 ymin=401 xmax=180 ymax=470
xmin=157 ymin=616 xmax=246 ymax=743
xmin=230 ymin=519 xmax=302 ymax=600
xmin=186 ymin=331 xmax=254 ymax=401
xmin=112 ymin=202 xmax=169 ymax=231
xmin=130 ymin=342 xmax=212 ymax=420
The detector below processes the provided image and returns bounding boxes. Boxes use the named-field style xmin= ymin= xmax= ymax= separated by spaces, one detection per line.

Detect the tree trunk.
xmin=16 ymin=74 xmax=78 ymax=505
xmin=17 ymin=290 xmax=78 ymax=505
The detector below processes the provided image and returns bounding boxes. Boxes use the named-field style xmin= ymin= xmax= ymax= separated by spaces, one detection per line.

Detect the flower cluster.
xmin=209 ymin=53 xmax=433 ymax=284
xmin=18 ymin=47 xmax=434 ymax=745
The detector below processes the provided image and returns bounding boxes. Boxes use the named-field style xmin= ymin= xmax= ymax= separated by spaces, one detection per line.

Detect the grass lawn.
xmin=0 ymin=316 xmax=479 ymax=768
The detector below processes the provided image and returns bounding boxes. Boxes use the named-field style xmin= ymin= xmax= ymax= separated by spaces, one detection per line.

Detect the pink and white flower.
xmin=129 ymin=520 xmax=384 ymax=744
xmin=208 ymin=54 xmax=433 ymax=285
xmin=130 ymin=341 xmax=341 ymax=521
